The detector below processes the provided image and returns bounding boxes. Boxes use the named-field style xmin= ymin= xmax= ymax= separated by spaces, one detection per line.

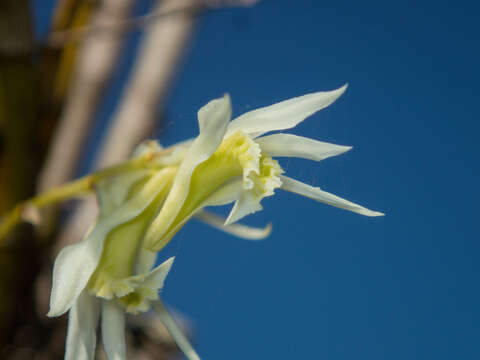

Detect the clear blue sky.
xmin=33 ymin=1 xmax=480 ymax=359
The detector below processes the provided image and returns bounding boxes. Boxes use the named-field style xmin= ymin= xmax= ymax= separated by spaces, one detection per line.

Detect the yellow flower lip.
xmin=143 ymin=130 xmax=284 ymax=252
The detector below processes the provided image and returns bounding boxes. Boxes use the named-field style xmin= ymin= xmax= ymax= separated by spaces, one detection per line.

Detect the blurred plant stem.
xmin=37 ymin=0 xmax=135 ymax=236
xmin=37 ymin=0 xmax=94 ymax=159
xmin=0 ymin=0 xmax=42 ymax=354
xmin=0 ymin=153 xmax=163 ymax=242
xmin=58 ymin=0 xmax=198 ymax=249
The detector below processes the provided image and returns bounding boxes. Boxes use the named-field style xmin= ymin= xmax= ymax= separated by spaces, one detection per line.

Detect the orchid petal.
xmin=226 ymin=85 xmax=347 ymax=138
xmin=151 ymin=179 xmax=243 ymax=247
xmin=97 ymin=171 xmax=151 ymax=216
xmin=280 ymin=175 xmax=384 ymax=217
xmin=225 ymin=191 xmax=263 ymax=225
xmin=101 ymin=301 xmax=126 ymax=360
xmin=202 ymin=179 xmax=243 ymax=206
xmin=143 ymin=257 xmax=175 ymax=291
xmin=153 ymin=300 xmax=200 ymax=360
xmin=144 ymin=95 xmax=232 ymax=250
xmin=194 ymin=209 xmax=271 ymax=240
xmin=256 ymin=133 xmax=352 ymax=161
xmin=65 ymin=290 xmax=100 ymax=360
xmin=49 ymin=169 xmax=173 ymax=317
xmin=133 ymin=247 xmax=157 ymax=276
xmin=48 ymin=227 xmax=100 ymax=317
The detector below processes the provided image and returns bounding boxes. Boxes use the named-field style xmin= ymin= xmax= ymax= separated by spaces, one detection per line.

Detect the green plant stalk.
xmin=0 ymin=154 xmax=159 ymax=243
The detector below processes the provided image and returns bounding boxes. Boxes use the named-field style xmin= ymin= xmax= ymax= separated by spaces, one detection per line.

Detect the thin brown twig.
xmin=47 ymin=0 xmax=260 ymax=48
xmin=48 ymin=3 xmax=203 ymax=47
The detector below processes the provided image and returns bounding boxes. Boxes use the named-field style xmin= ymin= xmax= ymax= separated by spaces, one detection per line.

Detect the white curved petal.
xmin=280 ymin=176 xmax=384 ymax=217
xmin=226 ymin=85 xmax=347 ymax=138
xmin=102 ymin=301 xmax=126 ymax=360
xmin=225 ymin=192 xmax=263 ymax=225
xmin=256 ymin=133 xmax=352 ymax=161
xmin=48 ymin=227 xmax=100 ymax=317
xmin=194 ymin=209 xmax=271 ymax=240
xmin=65 ymin=290 xmax=100 ymax=360
xmin=153 ymin=300 xmax=200 ymax=360
xmin=145 ymin=95 xmax=232 ymax=249
xmin=49 ymin=170 xmax=172 ymax=317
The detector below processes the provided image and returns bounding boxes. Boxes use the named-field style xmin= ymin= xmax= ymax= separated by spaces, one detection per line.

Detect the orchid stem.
xmin=0 ymin=155 xmax=155 ymax=243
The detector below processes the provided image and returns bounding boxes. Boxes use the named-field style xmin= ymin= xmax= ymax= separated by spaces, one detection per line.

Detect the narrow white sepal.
xmin=280 ymin=175 xmax=385 ymax=217
xmin=226 ymin=85 xmax=347 ymax=138
xmin=145 ymin=94 xmax=232 ymax=248
xmin=255 ymin=133 xmax=352 ymax=161
xmin=101 ymin=301 xmax=126 ymax=360
xmin=65 ymin=290 xmax=100 ymax=360
xmin=153 ymin=300 xmax=200 ymax=360
xmin=194 ymin=209 xmax=272 ymax=240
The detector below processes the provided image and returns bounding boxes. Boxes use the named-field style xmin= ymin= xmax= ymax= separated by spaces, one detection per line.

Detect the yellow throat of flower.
xmin=87 ymin=131 xmax=284 ymax=311
xmin=152 ymin=131 xmax=284 ymax=251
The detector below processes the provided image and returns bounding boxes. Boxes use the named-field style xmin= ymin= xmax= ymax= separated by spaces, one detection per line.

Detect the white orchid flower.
xmin=48 ymin=164 xmax=200 ymax=360
xmin=44 ymin=85 xmax=383 ymax=360
xmin=143 ymin=85 xmax=384 ymax=252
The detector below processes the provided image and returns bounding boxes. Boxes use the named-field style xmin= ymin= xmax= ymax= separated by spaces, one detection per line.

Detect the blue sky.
xmin=33 ymin=1 xmax=480 ymax=359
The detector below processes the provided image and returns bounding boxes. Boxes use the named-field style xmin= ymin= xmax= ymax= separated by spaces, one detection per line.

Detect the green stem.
xmin=0 ymin=154 xmax=157 ymax=243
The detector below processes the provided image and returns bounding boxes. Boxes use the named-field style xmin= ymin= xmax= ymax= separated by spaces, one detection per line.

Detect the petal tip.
xmin=263 ymin=222 xmax=273 ymax=238
xmin=360 ymin=209 xmax=385 ymax=217
xmin=46 ymin=306 xmax=65 ymax=318
xmin=164 ymin=256 xmax=175 ymax=268
xmin=337 ymin=145 xmax=353 ymax=155
xmin=223 ymin=215 xmax=235 ymax=226
xmin=332 ymin=83 xmax=348 ymax=99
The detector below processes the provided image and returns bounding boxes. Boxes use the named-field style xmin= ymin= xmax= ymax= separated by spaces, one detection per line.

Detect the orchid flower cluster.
xmin=1 ymin=85 xmax=383 ymax=360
